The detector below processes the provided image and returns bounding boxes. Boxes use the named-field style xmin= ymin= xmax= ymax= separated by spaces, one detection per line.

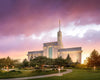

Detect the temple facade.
xmin=27 ymin=21 xmax=82 ymax=63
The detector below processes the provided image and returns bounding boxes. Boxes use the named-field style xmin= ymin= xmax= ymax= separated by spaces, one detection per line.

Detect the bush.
xmin=35 ymin=69 xmax=42 ymax=72
xmin=66 ymin=67 xmax=73 ymax=69
xmin=9 ymin=70 xmax=16 ymax=72
xmin=52 ymin=68 xmax=58 ymax=71
xmin=9 ymin=70 xmax=22 ymax=74
xmin=0 ymin=71 xmax=2 ymax=74
xmin=75 ymin=64 xmax=87 ymax=69
xmin=44 ymin=70 xmax=50 ymax=72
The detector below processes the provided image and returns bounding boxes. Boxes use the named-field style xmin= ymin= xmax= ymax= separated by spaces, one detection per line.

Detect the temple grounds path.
xmin=0 ymin=69 xmax=72 ymax=80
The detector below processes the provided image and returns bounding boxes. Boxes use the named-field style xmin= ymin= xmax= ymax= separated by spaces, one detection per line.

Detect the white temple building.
xmin=27 ymin=21 xmax=82 ymax=63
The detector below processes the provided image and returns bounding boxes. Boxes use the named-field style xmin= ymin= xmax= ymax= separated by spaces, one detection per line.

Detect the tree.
xmin=46 ymin=58 xmax=54 ymax=65
xmin=23 ymin=59 xmax=29 ymax=67
xmin=0 ymin=56 xmax=19 ymax=69
xmin=65 ymin=54 xmax=73 ymax=67
xmin=6 ymin=56 xmax=13 ymax=67
xmin=87 ymin=49 xmax=100 ymax=67
xmin=54 ymin=56 xmax=66 ymax=67
xmin=30 ymin=56 xmax=33 ymax=61
xmin=30 ymin=56 xmax=48 ymax=69
xmin=30 ymin=59 xmax=37 ymax=67
xmin=0 ymin=58 xmax=6 ymax=69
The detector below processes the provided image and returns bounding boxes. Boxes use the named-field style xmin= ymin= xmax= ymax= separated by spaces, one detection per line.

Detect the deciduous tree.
xmin=87 ymin=49 xmax=100 ymax=67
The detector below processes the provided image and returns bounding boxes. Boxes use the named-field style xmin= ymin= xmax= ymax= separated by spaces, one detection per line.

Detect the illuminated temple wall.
xmin=28 ymin=51 xmax=43 ymax=60
xmin=43 ymin=46 xmax=58 ymax=59
xmin=28 ymin=47 xmax=82 ymax=63
xmin=60 ymin=51 xmax=81 ymax=63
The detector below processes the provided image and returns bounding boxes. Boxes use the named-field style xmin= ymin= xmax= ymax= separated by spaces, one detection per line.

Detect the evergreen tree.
xmin=66 ymin=54 xmax=73 ymax=67
xmin=23 ymin=58 xmax=29 ymax=67
xmin=30 ymin=56 xmax=33 ymax=61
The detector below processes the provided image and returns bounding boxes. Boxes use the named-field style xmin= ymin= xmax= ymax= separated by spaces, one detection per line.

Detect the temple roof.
xmin=58 ymin=47 xmax=82 ymax=52
xmin=43 ymin=41 xmax=58 ymax=47
xmin=28 ymin=50 xmax=43 ymax=54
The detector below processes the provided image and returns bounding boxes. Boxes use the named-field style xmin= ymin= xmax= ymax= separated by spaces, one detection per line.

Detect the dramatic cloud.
xmin=0 ymin=0 xmax=100 ymax=63
xmin=0 ymin=0 xmax=100 ymax=36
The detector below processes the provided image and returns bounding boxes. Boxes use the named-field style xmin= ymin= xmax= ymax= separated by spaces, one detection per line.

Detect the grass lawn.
xmin=29 ymin=69 xmax=100 ymax=80
xmin=0 ymin=69 xmax=65 ymax=79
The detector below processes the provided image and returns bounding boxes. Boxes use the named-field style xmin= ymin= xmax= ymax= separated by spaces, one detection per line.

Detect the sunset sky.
xmin=0 ymin=0 xmax=100 ymax=63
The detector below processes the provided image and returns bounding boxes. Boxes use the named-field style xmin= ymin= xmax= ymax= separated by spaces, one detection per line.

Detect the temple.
xmin=27 ymin=21 xmax=82 ymax=63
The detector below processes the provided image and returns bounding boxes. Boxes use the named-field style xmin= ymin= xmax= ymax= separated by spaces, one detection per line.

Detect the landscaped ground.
xmin=29 ymin=69 xmax=100 ymax=80
xmin=0 ymin=69 xmax=100 ymax=80
xmin=0 ymin=69 xmax=65 ymax=79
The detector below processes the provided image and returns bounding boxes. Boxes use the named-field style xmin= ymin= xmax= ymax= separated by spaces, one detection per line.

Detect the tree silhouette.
xmin=0 ymin=56 xmax=18 ymax=69
xmin=23 ymin=58 xmax=29 ymax=67
xmin=66 ymin=54 xmax=73 ymax=67
xmin=87 ymin=49 xmax=100 ymax=67
xmin=30 ymin=56 xmax=48 ymax=69
xmin=54 ymin=56 xmax=65 ymax=67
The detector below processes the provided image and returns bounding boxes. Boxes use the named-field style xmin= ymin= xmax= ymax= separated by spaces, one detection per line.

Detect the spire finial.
xmin=59 ymin=20 xmax=61 ymax=31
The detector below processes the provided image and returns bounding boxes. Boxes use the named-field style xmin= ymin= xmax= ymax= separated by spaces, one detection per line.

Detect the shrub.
xmin=35 ymin=69 xmax=42 ymax=72
xmin=9 ymin=70 xmax=22 ymax=74
xmin=75 ymin=64 xmax=87 ymax=69
xmin=9 ymin=70 xmax=16 ymax=72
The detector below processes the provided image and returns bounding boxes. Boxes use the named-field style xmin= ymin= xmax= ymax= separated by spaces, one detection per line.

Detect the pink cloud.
xmin=0 ymin=0 xmax=100 ymax=36
xmin=0 ymin=0 xmax=100 ymax=63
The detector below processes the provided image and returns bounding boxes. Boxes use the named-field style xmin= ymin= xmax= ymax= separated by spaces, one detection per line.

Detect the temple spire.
xmin=59 ymin=20 xmax=61 ymax=31
xmin=57 ymin=20 xmax=63 ymax=48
